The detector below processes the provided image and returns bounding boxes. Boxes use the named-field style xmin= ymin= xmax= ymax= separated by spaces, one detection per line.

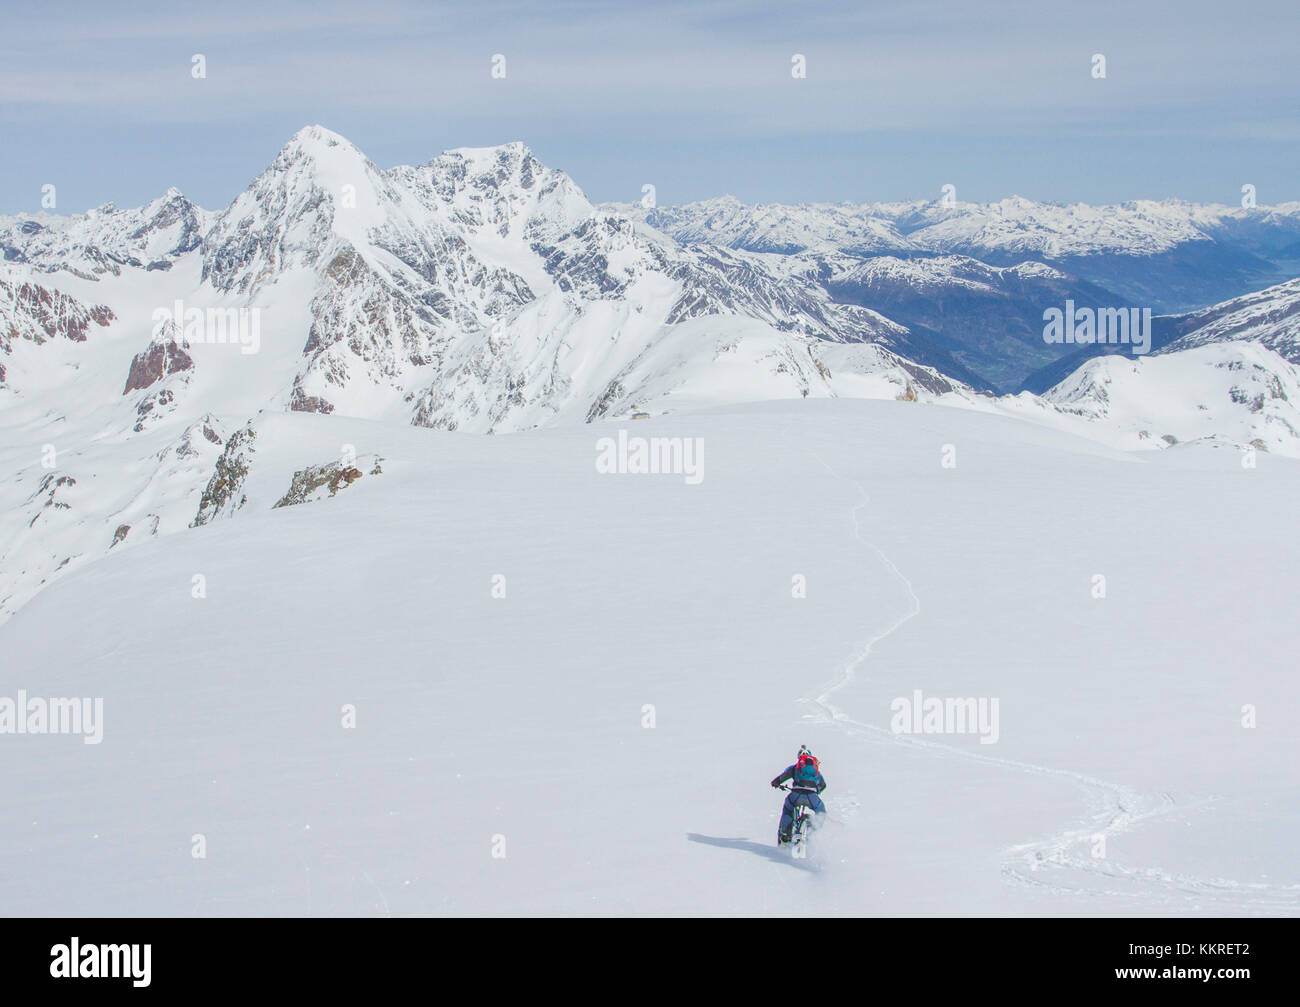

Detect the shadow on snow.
xmin=686 ymin=833 xmax=820 ymax=872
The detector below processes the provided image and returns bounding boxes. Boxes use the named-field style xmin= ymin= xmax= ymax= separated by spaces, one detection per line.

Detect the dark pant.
xmin=779 ymin=790 xmax=826 ymax=841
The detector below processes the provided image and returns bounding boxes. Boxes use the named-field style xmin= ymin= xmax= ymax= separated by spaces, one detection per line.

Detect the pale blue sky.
xmin=2 ymin=0 xmax=1297 ymax=214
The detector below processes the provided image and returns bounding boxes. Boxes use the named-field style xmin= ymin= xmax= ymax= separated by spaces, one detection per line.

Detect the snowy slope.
xmin=1159 ymin=277 xmax=1300 ymax=362
xmin=997 ymin=341 xmax=1300 ymax=458
xmin=1 ymin=401 xmax=1297 ymax=916
xmin=0 ymin=268 xmax=116 ymax=384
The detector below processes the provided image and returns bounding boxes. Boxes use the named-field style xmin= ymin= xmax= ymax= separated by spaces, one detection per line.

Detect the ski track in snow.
xmin=803 ymin=452 xmax=1300 ymax=914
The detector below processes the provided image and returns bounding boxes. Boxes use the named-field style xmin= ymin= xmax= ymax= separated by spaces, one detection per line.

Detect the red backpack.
xmin=793 ymin=751 xmax=820 ymax=785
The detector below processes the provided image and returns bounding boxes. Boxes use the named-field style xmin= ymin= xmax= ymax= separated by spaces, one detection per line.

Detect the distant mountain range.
xmin=1 ymin=125 xmax=1297 ymax=619
xmin=623 ymin=193 xmax=1300 ymax=313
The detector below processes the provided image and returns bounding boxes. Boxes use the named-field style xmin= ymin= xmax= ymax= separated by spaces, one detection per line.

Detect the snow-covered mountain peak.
xmin=398 ymin=140 xmax=592 ymax=245
xmin=201 ymin=125 xmax=403 ymax=293
xmin=259 ymin=124 xmax=390 ymax=208
xmin=437 ymin=138 xmax=532 ymax=165
xmin=277 ymin=124 xmax=366 ymax=162
xmin=989 ymin=195 xmax=1041 ymax=214
xmin=0 ymin=188 xmax=210 ymax=280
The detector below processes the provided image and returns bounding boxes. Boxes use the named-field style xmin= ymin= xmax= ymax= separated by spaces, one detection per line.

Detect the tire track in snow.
xmin=804 ymin=453 xmax=1300 ymax=913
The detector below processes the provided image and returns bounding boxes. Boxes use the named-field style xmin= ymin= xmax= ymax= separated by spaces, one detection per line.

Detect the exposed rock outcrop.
xmin=123 ymin=333 xmax=194 ymax=394
xmin=191 ymin=421 xmax=256 ymax=527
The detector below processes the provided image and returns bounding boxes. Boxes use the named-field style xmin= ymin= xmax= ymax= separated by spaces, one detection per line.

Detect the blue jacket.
xmin=771 ymin=761 xmax=826 ymax=793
